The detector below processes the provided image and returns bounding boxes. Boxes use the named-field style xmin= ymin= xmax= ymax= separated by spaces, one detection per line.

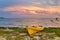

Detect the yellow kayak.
xmin=27 ymin=26 xmax=44 ymax=36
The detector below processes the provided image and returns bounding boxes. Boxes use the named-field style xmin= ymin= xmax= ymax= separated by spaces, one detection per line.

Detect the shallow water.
xmin=0 ymin=18 xmax=60 ymax=27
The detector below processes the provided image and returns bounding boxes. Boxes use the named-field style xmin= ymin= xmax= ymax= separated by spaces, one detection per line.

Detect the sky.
xmin=0 ymin=0 xmax=60 ymax=18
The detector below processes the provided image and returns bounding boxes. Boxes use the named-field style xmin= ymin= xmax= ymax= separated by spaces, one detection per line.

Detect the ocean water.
xmin=0 ymin=18 xmax=60 ymax=28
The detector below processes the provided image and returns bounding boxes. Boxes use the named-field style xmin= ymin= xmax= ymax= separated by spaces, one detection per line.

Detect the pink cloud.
xmin=2 ymin=5 xmax=60 ymax=18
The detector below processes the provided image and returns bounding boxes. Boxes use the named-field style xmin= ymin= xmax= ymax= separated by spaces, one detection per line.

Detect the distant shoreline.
xmin=0 ymin=26 xmax=60 ymax=29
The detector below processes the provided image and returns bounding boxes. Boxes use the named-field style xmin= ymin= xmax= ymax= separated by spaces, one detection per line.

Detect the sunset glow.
xmin=0 ymin=0 xmax=60 ymax=18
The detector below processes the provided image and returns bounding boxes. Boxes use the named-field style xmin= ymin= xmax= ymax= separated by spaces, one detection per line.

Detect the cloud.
xmin=2 ymin=5 xmax=60 ymax=18
xmin=0 ymin=0 xmax=60 ymax=18
xmin=31 ymin=0 xmax=60 ymax=6
xmin=3 ymin=5 xmax=60 ymax=13
xmin=48 ymin=0 xmax=55 ymax=4
xmin=0 ymin=0 xmax=60 ymax=8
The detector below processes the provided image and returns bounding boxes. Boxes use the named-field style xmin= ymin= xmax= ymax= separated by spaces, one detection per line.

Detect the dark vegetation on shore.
xmin=0 ymin=27 xmax=60 ymax=37
xmin=43 ymin=28 xmax=60 ymax=37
